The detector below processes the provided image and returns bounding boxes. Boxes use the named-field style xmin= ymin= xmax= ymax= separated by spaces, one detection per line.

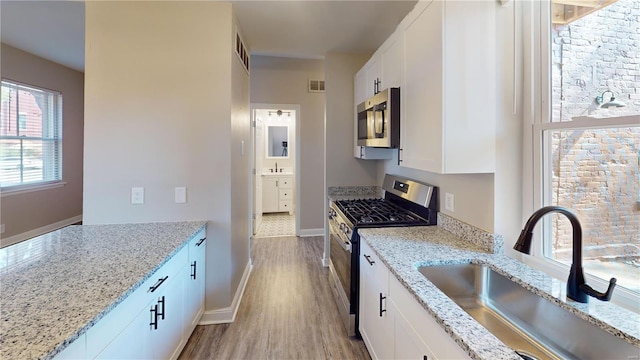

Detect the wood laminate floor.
xmin=178 ymin=235 xmax=371 ymax=360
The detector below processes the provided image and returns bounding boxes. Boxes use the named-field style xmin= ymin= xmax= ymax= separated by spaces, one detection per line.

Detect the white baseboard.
xmin=199 ymin=259 xmax=253 ymax=325
xmin=0 ymin=215 xmax=83 ymax=248
xmin=298 ymin=228 xmax=325 ymax=237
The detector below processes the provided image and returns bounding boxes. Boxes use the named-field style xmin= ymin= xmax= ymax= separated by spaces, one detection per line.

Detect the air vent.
xmin=235 ymin=28 xmax=249 ymax=73
xmin=308 ymin=79 xmax=325 ymax=93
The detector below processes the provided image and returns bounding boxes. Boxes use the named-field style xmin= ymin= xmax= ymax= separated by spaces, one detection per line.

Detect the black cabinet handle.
xmin=149 ymin=276 xmax=168 ymax=293
xmin=423 ymin=356 xmax=428 ymax=360
xmin=398 ymin=148 xmax=403 ymax=165
xmin=364 ymin=254 xmax=375 ymax=266
xmin=157 ymin=296 xmax=165 ymax=320
xmin=191 ymin=261 xmax=197 ymax=280
xmin=379 ymin=293 xmax=386 ymax=317
xmin=150 ymin=304 xmax=158 ymax=330
xmin=196 ymin=237 xmax=206 ymax=247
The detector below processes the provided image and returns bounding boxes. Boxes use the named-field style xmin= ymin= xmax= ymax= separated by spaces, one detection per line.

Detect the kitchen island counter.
xmin=359 ymin=225 xmax=640 ymax=360
xmin=0 ymin=221 xmax=207 ymax=360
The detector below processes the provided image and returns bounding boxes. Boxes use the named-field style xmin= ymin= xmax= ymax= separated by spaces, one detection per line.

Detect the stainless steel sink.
xmin=418 ymin=263 xmax=639 ymax=360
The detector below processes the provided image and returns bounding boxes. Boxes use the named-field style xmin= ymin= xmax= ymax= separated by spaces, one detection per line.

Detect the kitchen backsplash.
xmin=437 ymin=212 xmax=504 ymax=254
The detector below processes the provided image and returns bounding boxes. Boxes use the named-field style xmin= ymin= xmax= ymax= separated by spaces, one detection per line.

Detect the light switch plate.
xmin=175 ymin=187 xmax=187 ymax=203
xmin=131 ymin=187 xmax=144 ymax=204
xmin=445 ymin=192 xmax=455 ymax=212
xmin=0 ymin=224 xmax=5 ymax=234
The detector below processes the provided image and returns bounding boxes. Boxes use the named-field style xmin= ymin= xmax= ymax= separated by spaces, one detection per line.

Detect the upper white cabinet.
xmin=399 ymin=0 xmax=496 ymax=174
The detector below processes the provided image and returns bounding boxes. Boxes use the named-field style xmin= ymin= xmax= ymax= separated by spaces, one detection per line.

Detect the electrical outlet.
xmin=131 ymin=187 xmax=144 ymax=204
xmin=175 ymin=187 xmax=187 ymax=203
xmin=0 ymin=224 xmax=5 ymax=234
xmin=445 ymin=192 xmax=455 ymax=212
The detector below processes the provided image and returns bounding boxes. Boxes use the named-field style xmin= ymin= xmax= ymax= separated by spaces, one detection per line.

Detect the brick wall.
xmin=550 ymin=0 xmax=639 ymax=261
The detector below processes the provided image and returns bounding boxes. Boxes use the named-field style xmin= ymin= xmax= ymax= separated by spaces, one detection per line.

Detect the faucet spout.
xmin=514 ymin=206 xmax=617 ymax=303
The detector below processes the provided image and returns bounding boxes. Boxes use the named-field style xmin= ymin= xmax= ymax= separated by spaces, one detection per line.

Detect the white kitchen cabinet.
xmin=400 ymin=0 xmax=496 ymax=174
xmin=359 ymin=241 xmax=394 ymax=360
xmin=380 ymin=32 xmax=403 ymax=90
xmin=262 ymin=175 xmax=293 ymax=214
xmin=388 ymin=264 xmax=471 ymax=360
xmin=185 ymin=230 xmax=206 ymax=334
xmin=359 ymin=240 xmax=470 ymax=360
xmin=66 ymin=228 xmax=206 ymax=360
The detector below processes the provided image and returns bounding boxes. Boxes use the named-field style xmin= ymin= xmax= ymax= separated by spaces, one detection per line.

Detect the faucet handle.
xmin=581 ymin=278 xmax=617 ymax=301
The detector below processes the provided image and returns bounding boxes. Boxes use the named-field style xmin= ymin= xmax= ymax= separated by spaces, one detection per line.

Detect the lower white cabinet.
xmin=359 ymin=243 xmax=393 ymax=359
xmin=57 ymin=228 xmax=206 ymax=360
xmin=262 ymin=175 xmax=293 ymax=214
xmin=359 ymin=240 xmax=471 ymax=360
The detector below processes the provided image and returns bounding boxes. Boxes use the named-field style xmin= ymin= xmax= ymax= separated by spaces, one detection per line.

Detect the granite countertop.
xmin=0 ymin=221 xmax=207 ymax=360
xmin=327 ymin=185 xmax=382 ymax=201
xmin=359 ymin=226 xmax=640 ymax=360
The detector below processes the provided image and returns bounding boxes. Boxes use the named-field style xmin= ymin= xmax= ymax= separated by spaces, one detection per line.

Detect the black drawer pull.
xmin=191 ymin=261 xmax=197 ymax=280
xmin=149 ymin=276 xmax=168 ymax=293
xmin=364 ymin=254 xmax=375 ymax=266
xmin=379 ymin=293 xmax=386 ymax=317
xmin=157 ymin=296 xmax=165 ymax=320
xmin=196 ymin=237 xmax=206 ymax=246
xmin=150 ymin=304 xmax=158 ymax=330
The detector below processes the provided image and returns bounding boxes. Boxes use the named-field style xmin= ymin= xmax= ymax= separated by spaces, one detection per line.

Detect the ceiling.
xmin=0 ymin=1 xmax=417 ymax=73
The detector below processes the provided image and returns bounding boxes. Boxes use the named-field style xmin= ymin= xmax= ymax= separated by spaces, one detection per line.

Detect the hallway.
xmin=178 ymin=236 xmax=370 ymax=359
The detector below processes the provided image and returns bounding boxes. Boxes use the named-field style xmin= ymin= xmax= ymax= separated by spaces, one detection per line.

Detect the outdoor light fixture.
xmin=596 ymin=90 xmax=626 ymax=108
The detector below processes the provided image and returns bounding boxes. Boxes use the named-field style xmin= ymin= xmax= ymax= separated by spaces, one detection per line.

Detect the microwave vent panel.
xmin=308 ymin=79 xmax=325 ymax=93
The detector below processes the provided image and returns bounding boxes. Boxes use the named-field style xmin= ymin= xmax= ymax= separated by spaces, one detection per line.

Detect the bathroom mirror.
xmin=266 ymin=125 xmax=289 ymax=158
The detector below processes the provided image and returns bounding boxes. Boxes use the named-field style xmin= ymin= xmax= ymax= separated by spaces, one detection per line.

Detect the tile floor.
xmin=255 ymin=213 xmax=295 ymax=237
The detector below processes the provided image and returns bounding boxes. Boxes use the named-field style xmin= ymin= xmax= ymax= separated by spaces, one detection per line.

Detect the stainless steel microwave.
xmin=356 ymin=87 xmax=400 ymax=148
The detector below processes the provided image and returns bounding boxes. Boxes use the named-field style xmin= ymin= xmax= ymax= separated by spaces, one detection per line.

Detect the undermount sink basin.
xmin=418 ymin=263 xmax=638 ymax=360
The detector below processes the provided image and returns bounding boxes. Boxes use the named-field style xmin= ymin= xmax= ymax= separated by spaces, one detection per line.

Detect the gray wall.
xmin=325 ymin=52 xmax=379 ymax=187
xmin=250 ymin=56 xmax=326 ymax=232
xmin=83 ymin=2 xmax=250 ymax=311
xmin=0 ymin=44 xmax=84 ymax=240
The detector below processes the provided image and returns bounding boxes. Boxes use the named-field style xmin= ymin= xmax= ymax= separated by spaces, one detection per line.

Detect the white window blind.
xmin=0 ymin=80 xmax=63 ymax=189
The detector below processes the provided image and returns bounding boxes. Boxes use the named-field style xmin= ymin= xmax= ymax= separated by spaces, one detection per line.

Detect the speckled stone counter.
xmin=327 ymin=185 xmax=382 ymax=201
xmin=0 ymin=221 xmax=207 ymax=360
xmin=359 ymin=225 xmax=640 ymax=360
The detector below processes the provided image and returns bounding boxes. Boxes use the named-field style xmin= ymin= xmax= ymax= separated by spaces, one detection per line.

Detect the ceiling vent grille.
xmin=308 ymin=79 xmax=325 ymax=93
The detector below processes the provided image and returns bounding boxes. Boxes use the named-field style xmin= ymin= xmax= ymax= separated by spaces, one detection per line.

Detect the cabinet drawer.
xmin=278 ymin=178 xmax=292 ymax=189
xmin=279 ymin=201 xmax=292 ymax=211
xmin=188 ymin=228 xmax=206 ymax=261
xmin=279 ymin=189 xmax=292 ymax=200
xmin=85 ymin=245 xmax=188 ymax=358
xmin=360 ymin=241 xmax=389 ymax=293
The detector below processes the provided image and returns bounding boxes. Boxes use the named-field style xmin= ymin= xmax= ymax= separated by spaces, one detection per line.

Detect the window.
xmin=0 ymin=80 xmax=63 ymax=189
xmin=530 ymin=0 xmax=639 ymax=301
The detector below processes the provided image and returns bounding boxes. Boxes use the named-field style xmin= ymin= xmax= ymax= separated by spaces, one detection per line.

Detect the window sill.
xmin=522 ymin=255 xmax=640 ymax=313
xmin=1 ymin=181 xmax=67 ymax=197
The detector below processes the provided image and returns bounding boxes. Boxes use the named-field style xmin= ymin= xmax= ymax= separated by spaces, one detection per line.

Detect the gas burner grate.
xmin=335 ymin=198 xmax=426 ymax=227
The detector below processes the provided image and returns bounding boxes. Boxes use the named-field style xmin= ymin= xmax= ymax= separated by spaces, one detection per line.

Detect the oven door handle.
xmin=331 ymin=229 xmax=352 ymax=253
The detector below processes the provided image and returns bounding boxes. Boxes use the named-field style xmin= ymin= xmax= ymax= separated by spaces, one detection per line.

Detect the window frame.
xmin=0 ymin=79 xmax=64 ymax=193
xmin=523 ymin=0 xmax=639 ymax=311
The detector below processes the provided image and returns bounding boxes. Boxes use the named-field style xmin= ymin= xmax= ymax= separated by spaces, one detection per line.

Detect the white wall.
xmin=84 ymin=2 xmax=250 ymax=311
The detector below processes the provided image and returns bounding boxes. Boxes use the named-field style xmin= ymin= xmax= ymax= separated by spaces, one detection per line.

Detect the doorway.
xmin=251 ymin=103 xmax=300 ymax=237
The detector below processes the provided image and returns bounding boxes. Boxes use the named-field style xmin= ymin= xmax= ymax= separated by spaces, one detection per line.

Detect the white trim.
xmin=1 ymin=181 xmax=67 ymax=197
xmin=198 ymin=260 xmax=253 ymax=325
xmin=297 ymin=228 xmax=325 ymax=237
xmin=0 ymin=214 xmax=82 ymax=248
xmin=322 ymin=257 xmax=330 ymax=267
xmin=535 ymin=115 xmax=640 ymax=131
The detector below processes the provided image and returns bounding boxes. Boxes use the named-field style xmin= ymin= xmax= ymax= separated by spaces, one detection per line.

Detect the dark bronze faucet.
xmin=514 ymin=206 xmax=617 ymax=303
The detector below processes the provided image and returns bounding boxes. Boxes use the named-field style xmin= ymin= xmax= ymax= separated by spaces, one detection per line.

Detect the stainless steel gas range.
xmin=328 ymin=174 xmax=438 ymax=336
